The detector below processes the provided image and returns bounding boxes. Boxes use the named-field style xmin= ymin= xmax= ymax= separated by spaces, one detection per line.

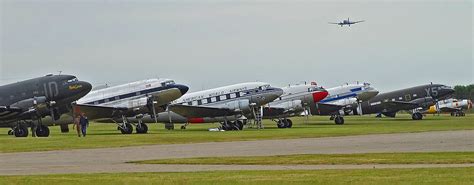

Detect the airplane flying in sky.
xmin=354 ymin=83 xmax=455 ymax=120
xmin=262 ymin=82 xmax=328 ymax=128
xmin=329 ymin=18 xmax=365 ymax=27
xmin=310 ymin=82 xmax=379 ymax=124
xmin=73 ymin=78 xmax=189 ymax=134
xmin=0 ymin=74 xmax=92 ymax=137
xmin=125 ymin=82 xmax=284 ymax=131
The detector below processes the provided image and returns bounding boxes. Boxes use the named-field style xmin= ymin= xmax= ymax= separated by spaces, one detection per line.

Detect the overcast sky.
xmin=0 ymin=0 xmax=472 ymax=92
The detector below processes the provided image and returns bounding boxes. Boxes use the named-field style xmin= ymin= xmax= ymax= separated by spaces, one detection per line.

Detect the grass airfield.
xmin=0 ymin=114 xmax=473 ymax=184
xmin=0 ymin=114 xmax=473 ymax=153
xmin=2 ymin=167 xmax=473 ymax=185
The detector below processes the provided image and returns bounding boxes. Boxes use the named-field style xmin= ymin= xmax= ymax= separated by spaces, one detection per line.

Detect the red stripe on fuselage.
xmin=188 ymin=117 xmax=205 ymax=123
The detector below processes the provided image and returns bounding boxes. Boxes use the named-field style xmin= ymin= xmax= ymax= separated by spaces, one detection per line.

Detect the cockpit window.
xmin=440 ymin=85 xmax=452 ymax=89
xmin=67 ymin=78 xmax=78 ymax=83
xmin=63 ymin=77 xmax=78 ymax=85
xmin=161 ymin=80 xmax=175 ymax=87
xmin=258 ymin=85 xmax=270 ymax=91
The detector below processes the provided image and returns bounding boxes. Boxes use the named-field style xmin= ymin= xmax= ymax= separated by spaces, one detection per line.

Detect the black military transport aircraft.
xmin=0 ymin=74 xmax=92 ymax=137
xmin=351 ymin=83 xmax=455 ymax=120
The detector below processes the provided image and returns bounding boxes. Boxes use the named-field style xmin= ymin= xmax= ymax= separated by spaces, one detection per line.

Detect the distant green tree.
xmin=453 ymin=84 xmax=474 ymax=100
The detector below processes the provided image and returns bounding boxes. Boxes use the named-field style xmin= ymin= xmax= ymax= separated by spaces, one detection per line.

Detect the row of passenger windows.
xmin=1 ymin=91 xmax=42 ymax=101
xmin=184 ymin=91 xmax=248 ymax=106
xmin=385 ymin=94 xmax=418 ymax=102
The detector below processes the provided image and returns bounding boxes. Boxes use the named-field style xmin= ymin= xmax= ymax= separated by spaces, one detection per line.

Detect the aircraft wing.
xmin=353 ymin=20 xmax=365 ymax=23
xmin=381 ymin=101 xmax=419 ymax=111
xmin=169 ymin=104 xmax=236 ymax=118
xmin=73 ymin=104 xmax=129 ymax=120
xmin=328 ymin=22 xmax=340 ymax=24
xmin=263 ymin=106 xmax=287 ymax=117
xmin=312 ymin=103 xmax=345 ymax=115
xmin=0 ymin=106 xmax=23 ymax=121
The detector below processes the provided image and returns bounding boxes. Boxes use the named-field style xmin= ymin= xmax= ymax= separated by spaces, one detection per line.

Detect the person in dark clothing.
xmin=79 ymin=113 xmax=89 ymax=137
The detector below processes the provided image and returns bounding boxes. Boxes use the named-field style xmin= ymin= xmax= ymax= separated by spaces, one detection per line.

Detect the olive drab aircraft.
xmin=125 ymin=82 xmax=284 ymax=131
xmin=262 ymin=82 xmax=328 ymax=128
xmin=73 ymin=79 xmax=189 ymax=134
xmin=354 ymin=83 xmax=455 ymax=120
xmin=0 ymin=74 xmax=92 ymax=137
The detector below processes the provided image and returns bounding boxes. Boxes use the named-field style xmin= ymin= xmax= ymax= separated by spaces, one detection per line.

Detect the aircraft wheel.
xmin=412 ymin=113 xmax=423 ymax=120
xmin=229 ymin=122 xmax=239 ymax=130
xmin=235 ymin=120 xmax=244 ymax=130
xmin=335 ymin=116 xmax=344 ymax=125
xmin=60 ymin=124 xmax=69 ymax=133
xmin=36 ymin=125 xmax=50 ymax=137
xmin=181 ymin=125 xmax=186 ymax=130
xmin=221 ymin=122 xmax=231 ymax=131
xmin=120 ymin=123 xmax=133 ymax=134
xmin=285 ymin=119 xmax=293 ymax=128
xmin=14 ymin=126 xmax=29 ymax=137
xmin=277 ymin=120 xmax=286 ymax=128
xmin=136 ymin=123 xmax=148 ymax=134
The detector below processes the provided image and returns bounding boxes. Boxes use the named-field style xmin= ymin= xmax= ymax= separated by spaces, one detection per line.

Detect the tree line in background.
xmin=453 ymin=84 xmax=474 ymax=100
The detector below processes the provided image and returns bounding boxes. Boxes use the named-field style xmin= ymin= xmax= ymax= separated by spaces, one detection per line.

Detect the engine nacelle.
xmin=11 ymin=96 xmax=48 ymax=112
xmin=279 ymin=100 xmax=303 ymax=112
xmin=409 ymin=97 xmax=435 ymax=108
xmin=220 ymin=99 xmax=251 ymax=113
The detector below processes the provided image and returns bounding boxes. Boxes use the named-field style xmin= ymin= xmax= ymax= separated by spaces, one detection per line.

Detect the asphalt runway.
xmin=1 ymin=130 xmax=473 ymax=175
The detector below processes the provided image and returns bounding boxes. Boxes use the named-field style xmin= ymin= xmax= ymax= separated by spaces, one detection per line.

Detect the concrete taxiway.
xmin=1 ymin=130 xmax=473 ymax=175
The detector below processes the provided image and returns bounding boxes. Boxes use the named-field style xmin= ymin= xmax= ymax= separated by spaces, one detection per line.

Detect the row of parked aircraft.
xmin=0 ymin=74 xmax=462 ymax=137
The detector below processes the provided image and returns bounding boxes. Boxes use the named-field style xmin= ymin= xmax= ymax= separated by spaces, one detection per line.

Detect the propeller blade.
xmin=152 ymin=102 xmax=158 ymax=123
xmin=436 ymin=100 xmax=440 ymax=116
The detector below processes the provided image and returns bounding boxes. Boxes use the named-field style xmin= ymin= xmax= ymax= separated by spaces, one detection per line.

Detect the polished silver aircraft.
xmin=311 ymin=82 xmax=379 ymax=124
xmin=126 ymin=82 xmax=284 ymax=131
xmin=329 ymin=18 xmax=365 ymax=27
xmin=263 ymin=82 xmax=328 ymax=128
xmin=73 ymin=78 xmax=189 ymax=134
xmin=0 ymin=74 xmax=92 ymax=137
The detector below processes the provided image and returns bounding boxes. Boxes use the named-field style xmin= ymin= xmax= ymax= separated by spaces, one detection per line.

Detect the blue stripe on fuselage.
xmin=319 ymin=93 xmax=357 ymax=103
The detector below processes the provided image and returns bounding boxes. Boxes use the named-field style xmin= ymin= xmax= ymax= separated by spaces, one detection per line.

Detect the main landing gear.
xmin=330 ymin=115 xmax=345 ymax=125
xmin=35 ymin=125 xmax=50 ymax=137
xmin=10 ymin=125 xmax=28 ymax=137
xmin=117 ymin=115 xmax=148 ymax=134
xmin=411 ymin=112 xmax=423 ymax=120
xmin=220 ymin=120 xmax=244 ymax=131
xmin=451 ymin=111 xmax=465 ymax=117
xmin=276 ymin=118 xmax=293 ymax=128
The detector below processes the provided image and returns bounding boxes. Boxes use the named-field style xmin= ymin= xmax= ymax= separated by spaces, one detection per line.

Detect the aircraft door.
xmin=404 ymin=94 xmax=411 ymax=101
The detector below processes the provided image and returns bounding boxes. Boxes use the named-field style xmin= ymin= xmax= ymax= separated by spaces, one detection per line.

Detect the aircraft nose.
xmin=274 ymin=87 xmax=284 ymax=97
xmin=176 ymin=84 xmax=189 ymax=95
xmin=79 ymin=81 xmax=92 ymax=94
xmin=357 ymin=88 xmax=379 ymax=101
xmin=312 ymin=90 xmax=328 ymax=103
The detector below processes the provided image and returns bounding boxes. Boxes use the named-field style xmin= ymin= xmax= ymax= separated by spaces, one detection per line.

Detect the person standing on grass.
xmin=79 ymin=113 xmax=89 ymax=137
xmin=72 ymin=115 xmax=81 ymax=137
